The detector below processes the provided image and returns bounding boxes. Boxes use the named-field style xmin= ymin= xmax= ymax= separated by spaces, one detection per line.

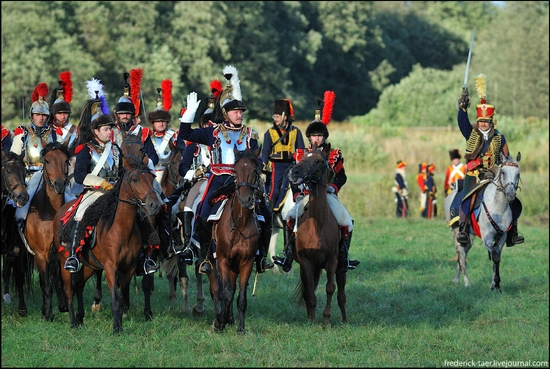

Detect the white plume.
xmin=85 ymin=77 xmax=106 ymax=100
xmin=222 ymin=65 xmax=241 ymax=101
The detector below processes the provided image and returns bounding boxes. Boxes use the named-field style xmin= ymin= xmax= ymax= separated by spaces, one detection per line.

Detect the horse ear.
xmin=252 ymin=147 xmax=260 ymax=157
xmin=516 ymin=151 xmax=521 ymax=162
xmin=323 ymin=142 xmax=331 ymax=156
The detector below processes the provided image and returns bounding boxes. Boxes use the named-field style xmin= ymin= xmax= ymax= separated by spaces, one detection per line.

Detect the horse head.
xmin=40 ymin=142 xmax=71 ymax=194
xmin=495 ymin=152 xmax=521 ymax=202
xmin=1 ymin=150 xmax=29 ymax=207
xmin=233 ymin=146 xmax=261 ymax=209
xmin=120 ymin=134 xmax=147 ymax=168
xmin=118 ymin=162 xmax=162 ymax=218
xmin=289 ymin=143 xmax=331 ymax=187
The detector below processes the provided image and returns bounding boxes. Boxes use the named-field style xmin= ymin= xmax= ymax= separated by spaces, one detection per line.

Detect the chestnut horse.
xmin=53 ymin=154 xmax=162 ymax=333
xmin=19 ymin=142 xmax=72 ymax=321
xmin=287 ymin=143 xmax=347 ymax=324
xmin=1 ymin=150 xmax=30 ymax=312
xmin=207 ymin=147 xmax=263 ymax=333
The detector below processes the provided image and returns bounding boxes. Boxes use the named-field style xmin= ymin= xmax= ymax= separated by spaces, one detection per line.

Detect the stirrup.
xmin=457 ymin=231 xmax=469 ymax=246
xmin=180 ymin=246 xmax=194 ymax=265
xmin=199 ymin=259 xmax=212 ymax=275
xmin=272 ymin=253 xmax=286 ymax=266
xmin=64 ymin=256 xmax=81 ymax=273
xmin=171 ymin=240 xmax=184 ymax=255
xmin=143 ymin=258 xmax=158 ymax=275
xmin=349 ymin=260 xmax=360 ymax=267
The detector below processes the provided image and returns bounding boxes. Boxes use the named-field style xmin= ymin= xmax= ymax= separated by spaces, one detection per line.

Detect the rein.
xmin=230 ymin=157 xmax=261 ymax=232
xmin=42 ymin=156 xmax=70 ymax=193
xmin=1 ymin=159 xmax=27 ymax=204
xmin=300 ymin=150 xmax=329 ymax=197
xmin=117 ymin=167 xmax=157 ymax=209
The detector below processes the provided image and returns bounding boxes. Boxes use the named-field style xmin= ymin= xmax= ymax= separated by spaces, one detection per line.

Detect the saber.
xmin=252 ymin=271 xmax=259 ymax=297
xmin=140 ymin=89 xmax=148 ymax=125
xmin=463 ymin=30 xmax=476 ymax=89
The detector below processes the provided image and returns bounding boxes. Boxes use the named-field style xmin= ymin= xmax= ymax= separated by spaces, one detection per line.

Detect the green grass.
xmin=2 ymin=217 xmax=548 ymax=367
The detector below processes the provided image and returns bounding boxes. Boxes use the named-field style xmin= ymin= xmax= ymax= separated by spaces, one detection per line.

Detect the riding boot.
xmin=506 ymin=219 xmax=524 ymax=247
xmin=143 ymin=245 xmax=158 ymax=275
xmin=160 ymin=205 xmax=178 ymax=256
xmin=276 ymin=227 xmax=295 ymax=273
xmin=338 ymin=227 xmax=359 ymax=271
xmin=64 ymin=221 xmax=82 ymax=273
xmin=196 ymin=216 xmax=213 ymax=275
xmin=256 ymin=212 xmax=274 ymax=274
xmin=457 ymin=207 xmax=470 ymax=246
xmin=178 ymin=211 xmax=195 ymax=264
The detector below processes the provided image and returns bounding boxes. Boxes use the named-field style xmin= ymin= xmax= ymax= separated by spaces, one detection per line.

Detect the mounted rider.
xmin=273 ymin=91 xmax=359 ymax=272
xmin=456 ymin=73 xmax=524 ymax=247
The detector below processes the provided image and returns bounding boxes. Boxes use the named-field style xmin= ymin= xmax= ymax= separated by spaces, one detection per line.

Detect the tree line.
xmin=1 ymin=1 xmax=548 ymax=128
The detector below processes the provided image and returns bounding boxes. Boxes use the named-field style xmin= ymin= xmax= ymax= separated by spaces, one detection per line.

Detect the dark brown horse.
xmin=207 ymin=147 xmax=262 ymax=333
xmin=1 ymin=150 xmax=30 ymax=312
xmin=21 ymin=142 xmax=72 ymax=321
xmin=53 ymin=154 xmax=162 ymax=333
xmin=287 ymin=143 xmax=347 ymax=324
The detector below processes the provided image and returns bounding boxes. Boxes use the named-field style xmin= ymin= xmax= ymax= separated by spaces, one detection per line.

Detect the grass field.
xmin=2 ymin=217 xmax=548 ymax=368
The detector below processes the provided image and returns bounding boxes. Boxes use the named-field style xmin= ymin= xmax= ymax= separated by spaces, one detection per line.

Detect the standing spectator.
xmin=416 ymin=162 xmax=428 ymax=214
xmin=444 ymin=149 xmax=466 ymax=196
xmin=421 ymin=163 xmax=437 ymax=218
xmin=392 ymin=160 xmax=409 ymax=218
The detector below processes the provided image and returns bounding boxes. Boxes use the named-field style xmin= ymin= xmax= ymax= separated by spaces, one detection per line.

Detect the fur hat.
xmin=475 ymin=73 xmax=495 ymax=122
xmin=30 ymin=83 xmax=50 ymax=116
xmin=50 ymin=71 xmax=72 ymax=115
xmin=147 ymin=79 xmax=172 ymax=123
xmin=449 ymin=149 xmax=461 ymax=160
xmin=305 ymin=91 xmax=335 ymax=138
xmin=273 ymin=99 xmax=294 ymax=119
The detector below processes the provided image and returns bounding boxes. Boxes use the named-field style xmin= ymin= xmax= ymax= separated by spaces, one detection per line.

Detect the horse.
xmin=1 ymin=150 xmax=29 ymax=311
xmin=444 ymin=152 xmax=522 ymax=290
xmin=18 ymin=142 xmax=72 ymax=321
xmin=158 ymin=144 xmax=206 ymax=315
xmin=287 ymin=143 xmax=347 ymax=324
xmin=53 ymin=153 xmax=162 ymax=333
xmin=206 ymin=147 xmax=263 ymax=333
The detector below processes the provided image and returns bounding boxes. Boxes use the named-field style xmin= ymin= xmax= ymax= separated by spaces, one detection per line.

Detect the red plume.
xmin=59 ymin=71 xmax=72 ymax=103
xmin=210 ymin=79 xmax=223 ymax=99
xmin=130 ymin=68 xmax=144 ymax=117
xmin=32 ymin=83 xmax=49 ymax=103
xmin=284 ymin=98 xmax=294 ymax=119
xmin=161 ymin=79 xmax=172 ymax=111
xmin=321 ymin=90 xmax=335 ymax=125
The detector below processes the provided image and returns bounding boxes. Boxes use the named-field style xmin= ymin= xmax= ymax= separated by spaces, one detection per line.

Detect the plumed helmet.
xmin=147 ymin=79 xmax=172 ymax=123
xmin=449 ymin=149 xmax=461 ymax=160
xmin=115 ymin=72 xmax=135 ymax=114
xmin=475 ymin=73 xmax=495 ymax=123
xmin=198 ymin=79 xmax=223 ymax=126
xmin=50 ymin=71 xmax=72 ymax=115
xmin=78 ymin=78 xmax=111 ymax=144
xmin=30 ymin=82 xmax=50 ymax=116
xmin=91 ymin=113 xmax=116 ymax=130
xmin=305 ymin=91 xmax=335 ymax=138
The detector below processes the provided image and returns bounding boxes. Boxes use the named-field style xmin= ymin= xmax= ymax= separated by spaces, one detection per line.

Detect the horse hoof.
xmin=3 ymin=294 xmax=12 ymax=304
xmin=18 ymin=309 xmax=27 ymax=317
xmin=192 ymin=306 xmax=204 ymax=317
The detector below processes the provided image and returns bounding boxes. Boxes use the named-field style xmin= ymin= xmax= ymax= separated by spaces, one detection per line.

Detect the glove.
xmin=184 ymin=169 xmax=194 ymax=182
xmin=294 ymin=194 xmax=304 ymax=203
xmin=458 ymin=88 xmax=470 ymax=110
xmin=100 ymin=180 xmax=114 ymax=191
xmin=179 ymin=92 xmax=201 ymax=123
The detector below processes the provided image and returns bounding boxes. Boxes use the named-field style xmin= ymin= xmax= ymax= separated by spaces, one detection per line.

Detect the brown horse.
xmin=53 ymin=155 xmax=162 ymax=333
xmin=20 ymin=142 xmax=72 ymax=321
xmin=287 ymin=143 xmax=347 ymax=324
xmin=207 ymin=147 xmax=262 ymax=333
xmin=1 ymin=150 xmax=30 ymax=312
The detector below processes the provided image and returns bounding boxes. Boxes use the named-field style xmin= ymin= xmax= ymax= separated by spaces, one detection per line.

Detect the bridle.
xmin=166 ymin=152 xmax=184 ymax=189
xmin=230 ymin=155 xmax=261 ymax=231
xmin=493 ymin=161 xmax=520 ymax=194
xmin=117 ymin=166 xmax=157 ymax=209
xmin=1 ymin=157 xmax=27 ymax=205
xmin=294 ymin=149 xmax=330 ymax=197
xmin=41 ymin=151 xmax=70 ymax=194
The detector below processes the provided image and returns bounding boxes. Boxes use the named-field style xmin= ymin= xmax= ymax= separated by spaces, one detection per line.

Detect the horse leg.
xmin=336 ymin=269 xmax=347 ymax=323
xmin=299 ymin=264 xmax=318 ymax=323
xmin=218 ymin=271 xmax=235 ymax=332
xmin=12 ymin=253 xmax=28 ymax=317
xmin=142 ymin=274 xmax=154 ymax=321
xmin=491 ymin=250 xmax=501 ymax=291
xmin=452 ymin=228 xmax=471 ymax=287
xmin=2 ymin=254 xmax=13 ymax=304
xmin=176 ymin=255 xmax=191 ymax=313
xmin=207 ymin=268 xmax=222 ymax=331
xmin=39 ymin=271 xmax=54 ymax=322
xmin=323 ymin=269 xmax=336 ymax=326
xmin=236 ymin=268 xmax=253 ymax=334
xmin=91 ymin=270 xmax=103 ymax=313
xmin=268 ymin=228 xmax=280 ymax=273
xmin=75 ymin=276 xmax=86 ymax=327
xmin=192 ymin=261 xmax=205 ymax=316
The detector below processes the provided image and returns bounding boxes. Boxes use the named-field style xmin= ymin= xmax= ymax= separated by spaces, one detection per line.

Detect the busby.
xmin=305 ymin=90 xmax=335 ymax=138
xmin=147 ymin=79 xmax=172 ymax=123
xmin=50 ymin=71 xmax=72 ymax=115
xmin=115 ymin=72 xmax=135 ymax=114
xmin=30 ymin=82 xmax=50 ymax=116
xmin=449 ymin=149 xmax=461 ymax=160
xmin=475 ymin=73 xmax=495 ymax=123
xmin=273 ymin=99 xmax=294 ymax=119
xmin=396 ymin=160 xmax=407 ymax=169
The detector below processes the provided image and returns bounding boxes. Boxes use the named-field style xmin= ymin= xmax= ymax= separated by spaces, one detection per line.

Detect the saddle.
xmin=447 ymin=178 xmax=491 ymax=228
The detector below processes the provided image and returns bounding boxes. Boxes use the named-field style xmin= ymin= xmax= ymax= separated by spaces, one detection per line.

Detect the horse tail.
xmin=48 ymin=242 xmax=61 ymax=289
xmin=20 ymin=248 xmax=35 ymax=296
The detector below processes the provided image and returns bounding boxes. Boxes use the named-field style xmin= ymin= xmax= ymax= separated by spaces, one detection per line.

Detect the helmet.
xmin=147 ymin=80 xmax=172 ymax=123
xmin=115 ymin=72 xmax=135 ymax=114
xmin=50 ymin=71 xmax=72 ymax=115
xmin=305 ymin=91 xmax=335 ymax=138
xmin=30 ymin=83 xmax=50 ymax=116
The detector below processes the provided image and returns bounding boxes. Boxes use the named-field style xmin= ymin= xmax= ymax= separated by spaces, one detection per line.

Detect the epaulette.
xmin=74 ymin=143 xmax=86 ymax=154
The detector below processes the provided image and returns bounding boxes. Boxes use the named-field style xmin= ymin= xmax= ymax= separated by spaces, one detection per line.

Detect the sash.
xmin=91 ymin=141 xmax=111 ymax=176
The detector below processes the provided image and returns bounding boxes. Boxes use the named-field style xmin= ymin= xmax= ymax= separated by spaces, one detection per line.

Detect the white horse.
xmin=444 ymin=152 xmax=521 ymax=290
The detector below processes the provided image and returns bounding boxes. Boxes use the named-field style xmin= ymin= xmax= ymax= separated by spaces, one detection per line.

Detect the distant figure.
xmin=416 ymin=162 xmax=428 ymax=213
xmin=392 ymin=160 xmax=409 ymax=217
xmin=444 ymin=149 xmax=466 ymax=196
xmin=421 ymin=163 xmax=437 ymax=219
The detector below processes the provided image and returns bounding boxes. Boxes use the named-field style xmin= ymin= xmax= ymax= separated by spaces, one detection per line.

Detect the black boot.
xmin=196 ymin=216 xmax=213 ymax=275
xmin=273 ymin=226 xmax=295 ymax=273
xmin=178 ymin=211 xmax=195 ymax=264
xmin=506 ymin=220 xmax=524 ymax=247
xmin=160 ymin=205 xmax=179 ymax=256
xmin=143 ymin=247 xmax=158 ymax=275
xmin=64 ymin=221 xmax=82 ymax=273
xmin=338 ymin=227 xmax=359 ymax=271
xmin=255 ymin=210 xmax=274 ymax=274
xmin=456 ymin=208 xmax=470 ymax=245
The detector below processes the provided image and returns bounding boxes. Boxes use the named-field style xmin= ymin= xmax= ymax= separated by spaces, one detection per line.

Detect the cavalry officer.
xmin=273 ymin=91 xmax=360 ymax=272
xmin=456 ymin=73 xmax=523 ymax=247
xmin=48 ymin=71 xmax=78 ymax=154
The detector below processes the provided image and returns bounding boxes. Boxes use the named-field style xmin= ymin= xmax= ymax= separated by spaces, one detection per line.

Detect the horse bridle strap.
xmin=2 ymin=160 xmax=27 ymax=198
xmin=495 ymin=161 xmax=519 ymax=193
xmin=481 ymin=199 xmax=505 ymax=246
xmin=117 ymin=167 xmax=156 ymax=208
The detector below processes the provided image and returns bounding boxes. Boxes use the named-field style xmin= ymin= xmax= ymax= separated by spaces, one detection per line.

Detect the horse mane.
xmin=159 ymin=145 xmax=185 ymax=189
xmin=41 ymin=141 xmax=71 ymax=160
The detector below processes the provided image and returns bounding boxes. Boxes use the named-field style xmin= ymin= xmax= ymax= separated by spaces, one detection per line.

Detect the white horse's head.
xmin=497 ymin=152 xmax=521 ymax=202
